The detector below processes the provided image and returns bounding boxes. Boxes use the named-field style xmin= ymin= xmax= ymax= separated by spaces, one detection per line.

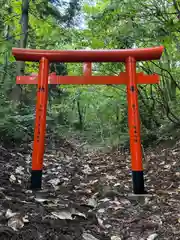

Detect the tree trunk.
xmin=172 ymin=0 xmax=180 ymax=19
xmin=77 ymin=98 xmax=83 ymax=130
xmin=10 ymin=0 xmax=29 ymax=101
xmin=1 ymin=17 xmax=10 ymax=85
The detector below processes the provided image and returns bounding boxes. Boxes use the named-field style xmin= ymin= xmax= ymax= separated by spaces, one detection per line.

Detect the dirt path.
xmin=0 ymin=138 xmax=180 ymax=240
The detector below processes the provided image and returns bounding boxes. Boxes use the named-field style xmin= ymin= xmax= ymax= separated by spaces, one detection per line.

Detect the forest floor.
xmin=0 ymin=136 xmax=180 ymax=240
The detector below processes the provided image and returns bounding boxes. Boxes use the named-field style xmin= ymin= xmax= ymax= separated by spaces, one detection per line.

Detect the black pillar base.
xmin=30 ymin=170 xmax=42 ymax=190
xmin=132 ymin=171 xmax=146 ymax=194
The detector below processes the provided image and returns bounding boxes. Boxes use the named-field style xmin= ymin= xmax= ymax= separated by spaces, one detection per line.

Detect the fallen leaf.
xmin=87 ymin=197 xmax=97 ymax=208
xmin=22 ymin=215 xmax=29 ymax=223
xmin=99 ymin=198 xmax=110 ymax=202
xmin=105 ymin=224 xmax=111 ymax=229
xmin=15 ymin=166 xmax=24 ymax=175
xmin=111 ymin=236 xmax=122 ymax=240
xmin=97 ymin=217 xmax=105 ymax=228
xmin=51 ymin=210 xmax=73 ymax=220
xmin=82 ymin=232 xmax=99 ymax=240
xmin=48 ymin=178 xmax=61 ymax=186
xmin=147 ymin=233 xmax=158 ymax=240
xmin=72 ymin=209 xmax=86 ymax=219
xmin=106 ymin=175 xmax=117 ymax=180
xmin=98 ymin=208 xmax=105 ymax=213
xmin=5 ymin=209 xmax=18 ymax=219
xmin=8 ymin=215 xmax=24 ymax=231
xmin=82 ymin=164 xmax=92 ymax=174
xmin=9 ymin=175 xmax=16 ymax=183
xmin=34 ymin=197 xmax=48 ymax=203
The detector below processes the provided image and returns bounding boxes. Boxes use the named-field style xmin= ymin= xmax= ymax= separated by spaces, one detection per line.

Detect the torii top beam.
xmin=12 ymin=46 xmax=164 ymax=63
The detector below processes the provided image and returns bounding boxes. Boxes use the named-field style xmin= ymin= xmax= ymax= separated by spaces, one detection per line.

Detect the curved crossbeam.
xmin=12 ymin=46 xmax=164 ymax=62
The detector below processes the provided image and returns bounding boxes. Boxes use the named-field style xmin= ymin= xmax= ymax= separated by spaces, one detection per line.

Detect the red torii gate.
xmin=12 ymin=46 xmax=164 ymax=194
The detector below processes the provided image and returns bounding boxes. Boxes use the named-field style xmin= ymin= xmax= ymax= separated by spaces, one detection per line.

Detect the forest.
xmin=0 ymin=0 xmax=180 ymax=150
xmin=0 ymin=0 xmax=180 ymax=240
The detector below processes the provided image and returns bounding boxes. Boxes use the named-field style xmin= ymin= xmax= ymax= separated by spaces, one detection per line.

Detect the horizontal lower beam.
xmin=16 ymin=73 xmax=159 ymax=85
xmin=12 ymin=46 xmax=164 ymax=62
